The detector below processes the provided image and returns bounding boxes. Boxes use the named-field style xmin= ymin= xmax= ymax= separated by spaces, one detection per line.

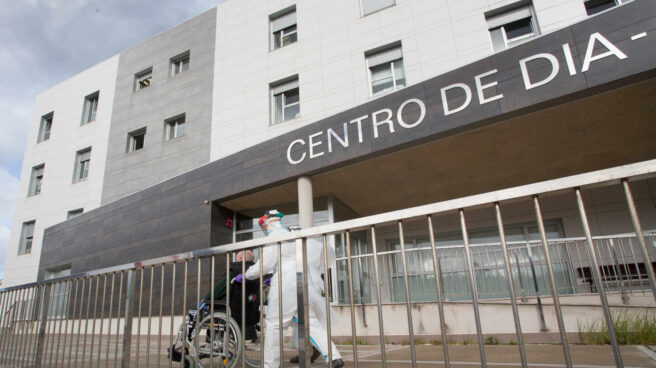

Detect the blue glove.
xmin=264 ymin=277 xmax=272 ymax=286
xmin=232 ymin=274 xmax=243 ymax=283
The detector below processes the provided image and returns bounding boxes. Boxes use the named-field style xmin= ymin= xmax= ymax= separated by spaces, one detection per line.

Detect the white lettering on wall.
xmin=285 ymin=30 xmax=638 ymax=165
xmin=349 ymin=116 xmax=367 ymax=143
xmin=441 ymin=83 xmax=472 ymax=116
xmin=397 ymin=98 xmax=426 ymax=128
xmin=327 ymin=123 xmax=349 ymax=153
xmin=308 ymin=131 xmax=324 ymax=159
xmin=520 ymin=53 xmax=560 ymax=90
xmin=475 ymin=69 xmax=503 ymax=104
xmin=562 ymin=44 xmax=577 ymax=76
xmin=372 ymin=108 xmax=395 ymax=138
xmin=581 ymin=32 xmax=627 ymax=72
xmin=287 ymin=139 xmax=306 ymax=165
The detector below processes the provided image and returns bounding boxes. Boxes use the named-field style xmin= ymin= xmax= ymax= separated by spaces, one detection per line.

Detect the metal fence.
xmin=1 ymin=161 xmax=656 ymax=368
xmin=335 ymin=233 xmax=656 ymax=304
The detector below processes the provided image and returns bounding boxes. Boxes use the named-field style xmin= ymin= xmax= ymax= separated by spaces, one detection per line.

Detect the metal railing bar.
xmin=158 ymin=265 xmax=165 ymax=368
xmin=427 ymin=216 xmax=450 ymax=368
xmin=106 ymin=273 xmax=115 ymax=368
xmin=323 ymin=234 xmax=335 ymax=368
xmin=259 ymin=247 xmax=264 ymax=366
xmin=147 ymin=266 xmax=154 ymax=368
xmin=241 ymin=252 xmax=246 ymax=368
xmin=81 ymin=276 xmax=94 ymax=367
xmin=10 ymin=287 xmax=26 ymax=366
xmin=225 ymin=252 xmax=231 ymax=368
xmin=623 ymin=179 xmax=656 ymax=301
xmin=181 ymin=260 xmax=188 ymax=368
xmin=88 ymin=276 xmax=100 ymax=368
xmin=210 ymin=256 xmax=215 ymax=368
xmin=17 ymin=286 xmax=31 ymax=368
xmin=135 ymin=269 xmax=144 ymax=368
xmin=196 ymin=259 xmax=201 ymax=368
xmin=66 ymin=281 xmax=79 ymax=368
xmin=114 ymin=271 xmax=124 ymax=367
xmin=574 ymin=189 xmax=623 ymax=368
xmin=277 ymin=242 xmax=283 ymax=368
xmin=346 ymin=231 xmax=359 ymax=368
xmin=495 ymin=203 xmax=528 ymax=368
xmin=169 ymin=262 xmax=176 ymax=368
xmin=121 ymin=269 xmax=136 ymax=368
xmin=97 ymin=274 xmax=107 ymax=368
xmin=534 ymin=196 xmax=572 ymax=368
xmin=54 ymin=281 xmax=73 ymax=368
xmin=74 ymin=278 xmax=86 ymax=366
xmin=398 ymin=221 xmax=417 ymax=368
xmin=370 ymin=226 xmax=386 ymax=368
xmin=35 ymin=284 xmax=51 ymax=368
xmin=28 ymin=286 xmax=41 ymax=367
xmin=0 ymin=289 xmax=10 ymax=362
xmin=460 ymin=209 xmax=487 ymax=367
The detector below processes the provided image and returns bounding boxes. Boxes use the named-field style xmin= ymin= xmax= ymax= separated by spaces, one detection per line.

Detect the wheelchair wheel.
xmin=191 ymin=312 xmax=242 ymax=368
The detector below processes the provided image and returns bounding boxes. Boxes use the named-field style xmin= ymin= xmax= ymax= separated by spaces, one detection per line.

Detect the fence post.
xmin=622 ymin=179 xmax=656 ymax=302
xmin=34 ymin=284 xmax=51 ymax=368
xmin=121 ymin=269 xmax=137 ymax=368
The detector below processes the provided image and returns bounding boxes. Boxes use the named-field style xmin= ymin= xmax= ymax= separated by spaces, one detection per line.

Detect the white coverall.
xmin=244 ymin=218 xmax=341 ymax=368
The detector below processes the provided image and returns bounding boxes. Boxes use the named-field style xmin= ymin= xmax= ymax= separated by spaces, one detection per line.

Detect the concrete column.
xmin=298 ymin=176 xmax=314 ymax=228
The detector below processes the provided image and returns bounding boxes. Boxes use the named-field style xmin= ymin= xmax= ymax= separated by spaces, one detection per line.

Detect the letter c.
xmin=287 ymin=139 xmax=306 ymax=165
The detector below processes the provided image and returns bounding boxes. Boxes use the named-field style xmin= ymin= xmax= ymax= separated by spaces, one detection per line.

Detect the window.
xmin=170 ymin=51 xmax=190 ymax=76
xmin=67 ymin=209 xmax=84 ymax=219
xmin=164 ymin=114 xmax=185 ymax=140
xmin=366 ymin=44 xmax=406 ymax=96
xmin=28 ymin=164 xmax=44 ymax=196
xmin=46 ymin=267 xmax=71 ymax=317
xmin=81 ymin=92 xmax=99 ymax=124
xmin=37 ymin=113 xmax=53 ymax=143
xmin=127 ymin=128 xmax=146 ymax=152
xmin=18 ymin=221 xmax=35 ymax=255
xmin=73 ymin=147 xmax=91 ymax=183
xmin=134 ymin=68 xmax=153 ymax=91
xmin=270 ymin=6 xmax=297 ymax=50
xmin=486 ymin=3 xmax=539 ymax=52
xmin=361 ymin=0 xmax=395 ymax=16
xmin=271 ymin=77 xmax=300 ymax=124
xmin=584 ymin=0 xmax=620 ymax=15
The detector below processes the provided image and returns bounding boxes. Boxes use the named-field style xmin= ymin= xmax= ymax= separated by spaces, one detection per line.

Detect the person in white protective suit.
xmin=244 ymin=210 xmax=343 ymax=368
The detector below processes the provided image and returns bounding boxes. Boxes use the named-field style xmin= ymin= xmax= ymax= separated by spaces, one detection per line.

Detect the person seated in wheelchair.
xmin=203 ymin=250 xmax=262 ymax=341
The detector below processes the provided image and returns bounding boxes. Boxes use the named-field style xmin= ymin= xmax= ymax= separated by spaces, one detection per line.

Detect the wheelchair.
xmin=169 ymin=299 xmax=262 ymax=368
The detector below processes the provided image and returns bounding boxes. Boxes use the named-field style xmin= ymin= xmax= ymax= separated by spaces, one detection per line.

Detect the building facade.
xmin=4 ymin=0 xmax=655 ymax=308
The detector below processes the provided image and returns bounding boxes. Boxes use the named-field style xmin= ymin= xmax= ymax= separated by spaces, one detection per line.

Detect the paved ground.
xmin=2 ymin=338 xmax=656 ymax=367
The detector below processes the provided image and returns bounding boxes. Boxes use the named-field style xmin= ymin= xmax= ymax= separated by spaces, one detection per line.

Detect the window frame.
xmin=584 ymin=0 xmax=621 ymax=16
xmin=81 ymin=91 xmax=99 ymax=125
xmin=486 ymin=2 xmax=540 ymax=52
xmin=170 ymin=51 xmax=190 ymax=77
xmin=28 ymin=164 xmax=45 ymax=197
xmin=18 ymin=221 xmax=35 ymax=255
xmin=127 ymin=128 xmax=147 ymax=152
xmin=67 ymin=209 xmax=84 ymax=219
xmin=270 ymin=6 xmax=297 ymax=51
xmin=73 ymin=147 xmax=91 ymax=183
xmin=270 ymin=77 xmax=300 ymax=125
xmin=360 ymin=0 xmax=396 ymax=16
xmin=37 ymin=112 xmax=53 ymax=143
xmin=134 ymin=68 xmax=153 ymax=91
xmin=164 ymin=114 xmax=186 ymax=140
xmin=366 ymin=43 xmax=406 ymax=96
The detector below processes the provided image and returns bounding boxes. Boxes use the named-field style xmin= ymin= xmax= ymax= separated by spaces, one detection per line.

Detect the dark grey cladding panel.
xmin=39 ymin=0 xmax=656 ymax=279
